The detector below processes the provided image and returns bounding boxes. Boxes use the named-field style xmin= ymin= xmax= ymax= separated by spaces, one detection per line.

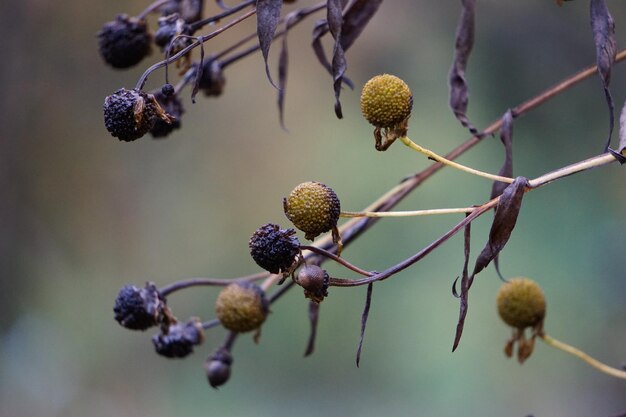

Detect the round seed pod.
xmin=497 ymin=278 xmax=546 ymax=329
xmin=283 ymin=182 xmax=340 ymax=241
xmin=113 ymin=283 xmax=166 ymax=330
xmin=104 ymin=88 xmax=164 ymax=141
xmin=295 ymin=264 xmax=329 ymax=303
xmin=215 ymin=282 xmax=269 ymax=333
xmin=205 ymin=349 xmax=233 ymax=388
xmin=198 ymin=58 xmax=226 ymax=97
xmin=360 ymin=74 xmax=413 ymax=129
xmin=249 ymin=223 xmax=300 ymax=274
xmin=97 ymin=14 xmax=152 ymax=69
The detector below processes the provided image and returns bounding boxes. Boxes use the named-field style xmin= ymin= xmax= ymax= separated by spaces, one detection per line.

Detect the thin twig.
xmin=159 ymin=271 xmax=269 ymax=296
xmin=341 ymin=207 xmax=476 ymax=218
xmin=540 ymin=333 xmax=626 ymax=380
xmin=300 ymin=245 xmax=373 ymax=276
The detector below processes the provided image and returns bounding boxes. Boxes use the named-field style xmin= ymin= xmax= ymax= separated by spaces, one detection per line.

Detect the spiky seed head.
xmin=296 ymin=264 xmax=329 ymax=303
xmin=497 ymin=278 xmax=546 ymax=329
xmin=249 ymin=223 xmax=300 ymax=274
xmin=104 ymin=88 xmax=160 ymax=141
xmin=283 ymin=181 xmax=340 ymax=241
xmin=215 ymin=282 xmax=269 ymax=333
xmin=360 ymin=74 xmax=413 ymax=129
xmin=97 ymin=14 xmax=152 ymax=69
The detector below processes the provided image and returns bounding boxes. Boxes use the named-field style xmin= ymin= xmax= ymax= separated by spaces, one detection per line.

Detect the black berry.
xmin=97 ymin=15 xmax=152 ymax=69
xmin=152 ymin=318 xmax=204 ymax=358
xmin=150 ymin=91 xmax=183 ymax=138
xmin=113 ymin=283 xmax=166 ymax=330
xmin=205 ymin=349 xmax=233 ymax=388
xmin=249 ymin=224 xmax=300 ymax=274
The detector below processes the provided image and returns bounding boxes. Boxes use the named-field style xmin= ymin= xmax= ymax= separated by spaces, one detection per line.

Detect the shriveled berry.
xmin=150 ymin=91 xmax=183 ymax=138
xmin=497 ymin=278 xmax=546 ymax=330
xmin=296 ymin=264 xmax=329 ymax=303
xmin=215 ymin=282 xmax=269 ymax=333
xmin=283 ymin=182 xmax=340 ymax=241
xmin=155 ymin=14 xmax=193 ymax=53
xmin=198 ymin=58 xmax=226 ymax=97
xmin=152 ymin=318 xmax=204 ymax=358
xmin=113 ymin=283 xmax=166 ymax=330
xmin=161 ymin=83 xmax=175 ymax=97
xmin=360 ymin=74 xmax=413 ymax=129
xmin=249 ymin=223 xmax=300 ymax=274
xmin=104 ymin=88 xmax=172 ymax=141
xmin=205 ymin=349 xmax=233 ymax=388
xmin=97 ymin=15 xmax=152 ymax=69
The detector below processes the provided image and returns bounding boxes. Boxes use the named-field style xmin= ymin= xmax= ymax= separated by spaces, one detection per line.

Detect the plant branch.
xmin=300 ymin=245 xmax=373 ymax=276
xmin=341 ymin=207 xmax=476 ymax=218
xmin=159 ymin=271 xmax=269 ymax=296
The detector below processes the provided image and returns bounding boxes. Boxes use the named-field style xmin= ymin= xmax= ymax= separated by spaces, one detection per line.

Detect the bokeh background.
xmin=2 ymin=0 xmax=626 ymax=416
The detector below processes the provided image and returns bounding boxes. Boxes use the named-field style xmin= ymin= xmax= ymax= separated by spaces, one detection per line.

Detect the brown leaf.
xmin=304 ymin=300 xmax=320 ymax=356
xmin=256 ymin=0 xmax=282 ymax=89
xmin=472 ymin=176 xmax=528 ymax=278
xmin=356 ymin=283 xmax=373 ymax=367
xmin=448 ymin=0 xmax=479 ymax=136
xmin=452 ymin=217 xmax=471 ymax=351
xmin=590 ymin=0 xmax=617 ymax=153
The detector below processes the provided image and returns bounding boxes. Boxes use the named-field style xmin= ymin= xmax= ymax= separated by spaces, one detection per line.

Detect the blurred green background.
xmin=1 ymin=0 xmax=626 ymax=416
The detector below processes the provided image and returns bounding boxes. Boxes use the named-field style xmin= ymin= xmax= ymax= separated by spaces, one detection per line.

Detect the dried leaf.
xmin=590 ymin=0 xmax=617 ymax=152
xmin=256 ymin=0 xmax=282 ymax=89
xmin=339 ymin=0 xmax=383 ymax=52
xmin=277 ymin=13 xmax=295 ymax=130
xmin=490 ymin=110 xmax=514 ymax=280
xmin=472 ymin=176 xmax=528 ymax=278
xmin=452 ymin=217 xmax=471 ymax=351
xmin=618 ymin=100 xmax=626 ymax=157
xmin=304 ymin=300 xmax=320 ymax=356
xmin=191 ymin=37 xmax=204 ymax=104
xmin=356 ymin=283 xmax=373 ymax=367
xmin=327 ymin=0 xmax=346 ymax=118
xmin=448 ymin=0 xmax=479 ymax=136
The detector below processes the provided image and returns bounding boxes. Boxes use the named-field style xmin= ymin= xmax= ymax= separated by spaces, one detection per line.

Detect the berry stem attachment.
xmin=341 ymin=207 xmax=476 ymax=218
xmin=540 ymin=333 xmax=626 ymax=380
xmin=399 ymin=136 xmax=515 ymax=184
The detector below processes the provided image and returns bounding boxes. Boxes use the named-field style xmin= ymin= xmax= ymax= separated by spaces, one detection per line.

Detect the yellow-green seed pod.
xmin=496 ymin=278 xmax=546 ymax=329
xmin=360 ymin=74 xmax=413 ymax=129
xmin=215 ymin=282 xmax=269 ymax=333
xmin=283 ymin=181 xmax=341 ymax=241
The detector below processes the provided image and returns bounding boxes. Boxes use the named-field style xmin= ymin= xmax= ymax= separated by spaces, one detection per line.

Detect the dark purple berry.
xmin=152 ymin=318 xmax=204 ymax=358
xmin=198 ymin=59 xmax=226 ymax=97
xmin=113 ymin=283 xmax=167 ymax=330
xmin=161 ymin=83 xmax=175 ymax=97
xmin=205 ymin=349 xmax=233 ymax=388
xmin=104 ymin=88 xmax=172 ymax=142
xmin=97 ymin=15 xmax=152 ymax=69
xmin=150 ymin=91 xmax=183 ymax=138
xmin=295 ymin=265 xmax=329 ymax=303
xmin=249 ymin=224 xmax=300 ymax=274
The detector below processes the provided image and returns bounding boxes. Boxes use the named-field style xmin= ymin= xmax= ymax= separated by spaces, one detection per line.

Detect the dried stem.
xmin=341 ymin=207 xmax=476 ymax=218
xmin=137 ymin=0 xmax=170 ymax=20
xmin=135 ymin=8 xmax=257 ymax=90
xmin=540 ymin=333 xmax=626 ymax=380
xmin=400 ymin=136 xmax=515 ymax=183
xmin=159 ymin=271 xmax=269 ymax=296
xmin=300 ymin=245 xmax=373 ymax=277
xmin=189 ymin=0 xmax=256 ymax=31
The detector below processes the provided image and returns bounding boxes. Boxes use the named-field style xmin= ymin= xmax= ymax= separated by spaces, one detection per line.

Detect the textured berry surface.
xmin=249 ymin=223 xmax=300 ymax=274
xmin=113 ymin=283 xmax=164 ymax=330
xmin=104 ymin=88 xmax=157 ymax=141
xmin=215 ymin=282 xmax=269 ymax=333
xmin=360 ymin=74 xmax=413 ymax=128
xmin=497 ymin=278 xmax=546 ymax=329
xmin=98 ymin=15 xmax=151 ymax=69
xmin=284 ymin=182 xmax=340 ymax=241
xmin=152 ymin=319 xmax=203 ymax=358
